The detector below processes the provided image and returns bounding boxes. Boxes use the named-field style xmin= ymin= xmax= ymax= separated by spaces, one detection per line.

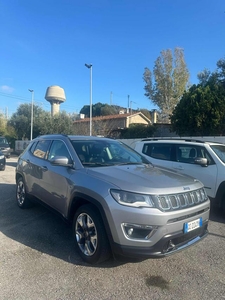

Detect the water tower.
xmin=45 ymin=85 xmax=66 ymax=116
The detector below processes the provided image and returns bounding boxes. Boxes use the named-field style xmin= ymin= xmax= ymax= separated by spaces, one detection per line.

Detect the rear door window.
xmin=142 ymin=143 xmax=172 ymax=161
xmin=32 ymin=140 xmax=51 ymax=159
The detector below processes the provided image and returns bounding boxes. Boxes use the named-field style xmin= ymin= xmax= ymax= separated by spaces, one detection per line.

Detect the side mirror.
xmin=50 ymin=156 xmax=73 ymax=167
xmin=194 ymin=157 xmax=208 ymax=167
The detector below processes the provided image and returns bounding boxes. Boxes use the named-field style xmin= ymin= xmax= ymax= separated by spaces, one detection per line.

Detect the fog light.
xmin=128 ymin=228 xmax=134 ymax=236
xmin=122 ymin=223 xmax=158 ymax=240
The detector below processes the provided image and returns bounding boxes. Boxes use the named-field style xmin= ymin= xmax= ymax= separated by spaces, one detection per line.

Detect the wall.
xmin=15 ymin=140 xmax=30 ymax=154
xmin=129 ymin=114 xmax=150 ymax=126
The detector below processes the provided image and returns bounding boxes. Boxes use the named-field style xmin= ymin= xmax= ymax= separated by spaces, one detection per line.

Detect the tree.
xmin=9 ymin=104 xmax=50 ymax=139
xmin=80 ymin=105 xmax=90 ymax=117
xmin=100 ymin=104 xmax=117 ymax=116
xmin=197 ymin=69 xmax=211 ymax=86
xmin=39 ymin=111 xmax=74 ymax=135
xmin=217 ymin=57 xmax=225 ymax=80
xmin=80 ymin=102 xmax=118 ymax=117
xmin=92 ymin=102 xmax=102 ymax=117
xmin=171 ymin=56 xmax=225 ymax=136
xmin=143 ymin=48 xmax=189 ymax=117
xmin=9 ymin=104 xmax=31 ymax=139
xmin=0 ymin=113 xmax=7 ymax=135
xmin=171 ymin=83 xmax=225 ymax=136
xmin=198 ymin=57 xmax=225 ymax=87
xmin=9 ymin=104 xmax=74 ymax=139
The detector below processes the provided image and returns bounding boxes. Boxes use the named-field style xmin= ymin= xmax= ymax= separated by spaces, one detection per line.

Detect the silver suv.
xmin=16 ymin=134 xmax=210 ymax=264
xmin=135 ymin=138 xmax=225 ymax=212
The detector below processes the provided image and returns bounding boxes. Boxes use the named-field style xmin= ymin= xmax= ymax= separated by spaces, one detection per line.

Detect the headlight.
xmin=110 ymin=189 xmax=156 ymax=208
xmin=0 ymin=155 xmax=4 ymax=159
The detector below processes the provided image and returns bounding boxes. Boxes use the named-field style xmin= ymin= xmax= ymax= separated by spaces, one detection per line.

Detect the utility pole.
xmin=28 ymin=89 xmax=34 ymax=140
xmin=5 ymin=107 xmax=8 ymax=119
xmin=130 ymin=100 xmax=136 ymax=115
xmin=85 ymin=63 xmax=93 ymax=136
xmin=127 ymin=95 xmax=130 ymax=113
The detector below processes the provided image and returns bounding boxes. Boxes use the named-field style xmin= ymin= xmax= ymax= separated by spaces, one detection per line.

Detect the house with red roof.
xmin=73 ymin=112 xmax=152 ymax=136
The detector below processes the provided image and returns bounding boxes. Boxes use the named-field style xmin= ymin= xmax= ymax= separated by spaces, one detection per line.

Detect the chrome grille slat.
xmin=190 ymin=192 xmax=195 ymax=204
xmin=156 ymin=188 xmax=208 ymax=211
xmin=178 ymin=194 xmax=186 ymax=207
xmin=158 ymin=196 xmax=170 ymax=210
xmin=168 ymin=195 xmax=179 ymax=209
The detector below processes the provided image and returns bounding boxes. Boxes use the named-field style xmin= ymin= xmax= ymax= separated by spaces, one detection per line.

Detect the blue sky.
xmin=0 ymin=0 xmax=224 ymax=118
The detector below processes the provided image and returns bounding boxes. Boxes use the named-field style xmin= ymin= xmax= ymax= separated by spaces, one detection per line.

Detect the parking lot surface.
xmin=0 ymin=157 xmax=225 ymax=300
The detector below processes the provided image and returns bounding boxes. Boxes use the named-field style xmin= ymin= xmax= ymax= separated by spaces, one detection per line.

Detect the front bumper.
xmin=111 ymin=221 xmax=208 ymax=258
xmin=102 ymin=193 xmax=210 ymax=260
xmin=1 ymin=149 xmax=11 ymax=157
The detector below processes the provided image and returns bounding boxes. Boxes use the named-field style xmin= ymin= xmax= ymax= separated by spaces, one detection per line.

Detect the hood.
xmin=87 ymin=164 xmax=202 ymax=195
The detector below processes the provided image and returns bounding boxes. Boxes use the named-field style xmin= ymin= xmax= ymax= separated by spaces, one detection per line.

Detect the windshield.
xmin=0 ymin=138 xmax=8 ymax=144
xmin=71 ymin=139 xmax=150 ymax=167
xmin=210 ymin=145 xmax=225 ymax=163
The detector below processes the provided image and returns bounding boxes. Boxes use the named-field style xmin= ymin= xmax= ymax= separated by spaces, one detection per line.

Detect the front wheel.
xmin=16 ymin=177 xmax=33 ymax=209
xmin=73 ymin=204 xmax=111 ymax=264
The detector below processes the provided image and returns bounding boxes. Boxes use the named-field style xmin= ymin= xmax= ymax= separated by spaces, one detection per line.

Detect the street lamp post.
xmin=85 ymin=63 xmax=92 ymax=136
xmin=28 ymin=89 xmax=34 ymax=140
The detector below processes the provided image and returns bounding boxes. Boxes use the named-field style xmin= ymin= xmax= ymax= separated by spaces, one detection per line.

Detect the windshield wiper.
xmin=114 ymin=162 xmax=142 ymax=166
xmin=82 ymin=162 xmax=113 ymax=167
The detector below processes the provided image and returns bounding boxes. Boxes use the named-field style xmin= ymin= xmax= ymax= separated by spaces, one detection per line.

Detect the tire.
xmin=73 ymin=204 xmax=111 ymax=264
xmin=16 ymin=177 xmax=33 ymax=209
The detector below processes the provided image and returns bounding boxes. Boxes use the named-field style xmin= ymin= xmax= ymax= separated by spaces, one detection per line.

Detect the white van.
xmin=135 ymin=138 xmax=225 ymax=212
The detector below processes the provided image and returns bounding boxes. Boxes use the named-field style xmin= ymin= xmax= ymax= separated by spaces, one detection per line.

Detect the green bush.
xmin=115 ymin=124 xmax=156 ymax=139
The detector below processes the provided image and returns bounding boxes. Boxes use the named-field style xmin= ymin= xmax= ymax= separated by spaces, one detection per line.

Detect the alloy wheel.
xmin=75 ymin=212 xmax=98 ymax=256
xmin=17 ymin=180 xmax=25 ymax=206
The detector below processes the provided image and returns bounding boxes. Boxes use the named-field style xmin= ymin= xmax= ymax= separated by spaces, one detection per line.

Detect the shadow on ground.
xmin=6 ymin=161 xmax=17 ymax=167
xmin=1 ymin=181 xmax=224 ymax=268
xmin=209 ymin=205 xmax=225 ymax=224
xmin=0 ymin=183 xmax=142 ymax=268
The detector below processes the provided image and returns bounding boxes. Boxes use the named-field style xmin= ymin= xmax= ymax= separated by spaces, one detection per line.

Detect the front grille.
xmin=156 ymin=188 xmax=208 ymax=212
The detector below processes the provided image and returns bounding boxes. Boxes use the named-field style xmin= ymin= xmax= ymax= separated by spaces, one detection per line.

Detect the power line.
xmin=0 ymin=91 xmax=82 ymax=112
xmin=0 ymin=92 xmax=30 ymax=102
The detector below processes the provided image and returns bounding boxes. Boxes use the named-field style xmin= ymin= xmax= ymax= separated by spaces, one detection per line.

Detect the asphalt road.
xmin=0 ymin=157 xmax=225 ymax=300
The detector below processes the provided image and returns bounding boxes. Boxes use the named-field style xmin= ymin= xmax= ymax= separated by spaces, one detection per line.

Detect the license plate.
xmin=184 ymin=218 xmax=202 ymax=233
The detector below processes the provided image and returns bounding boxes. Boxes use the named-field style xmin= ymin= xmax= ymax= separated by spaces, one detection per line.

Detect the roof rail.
xmin=141 ymin=138 xmax=207 ymax=143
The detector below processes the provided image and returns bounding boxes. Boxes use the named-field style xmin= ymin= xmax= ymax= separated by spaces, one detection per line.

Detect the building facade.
xmin=73 ymin=112 xmax=152 ymax=136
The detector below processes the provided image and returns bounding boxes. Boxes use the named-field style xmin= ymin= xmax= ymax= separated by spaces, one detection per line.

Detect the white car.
xmin=134 ymin=138 xmax=225 ymax=212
